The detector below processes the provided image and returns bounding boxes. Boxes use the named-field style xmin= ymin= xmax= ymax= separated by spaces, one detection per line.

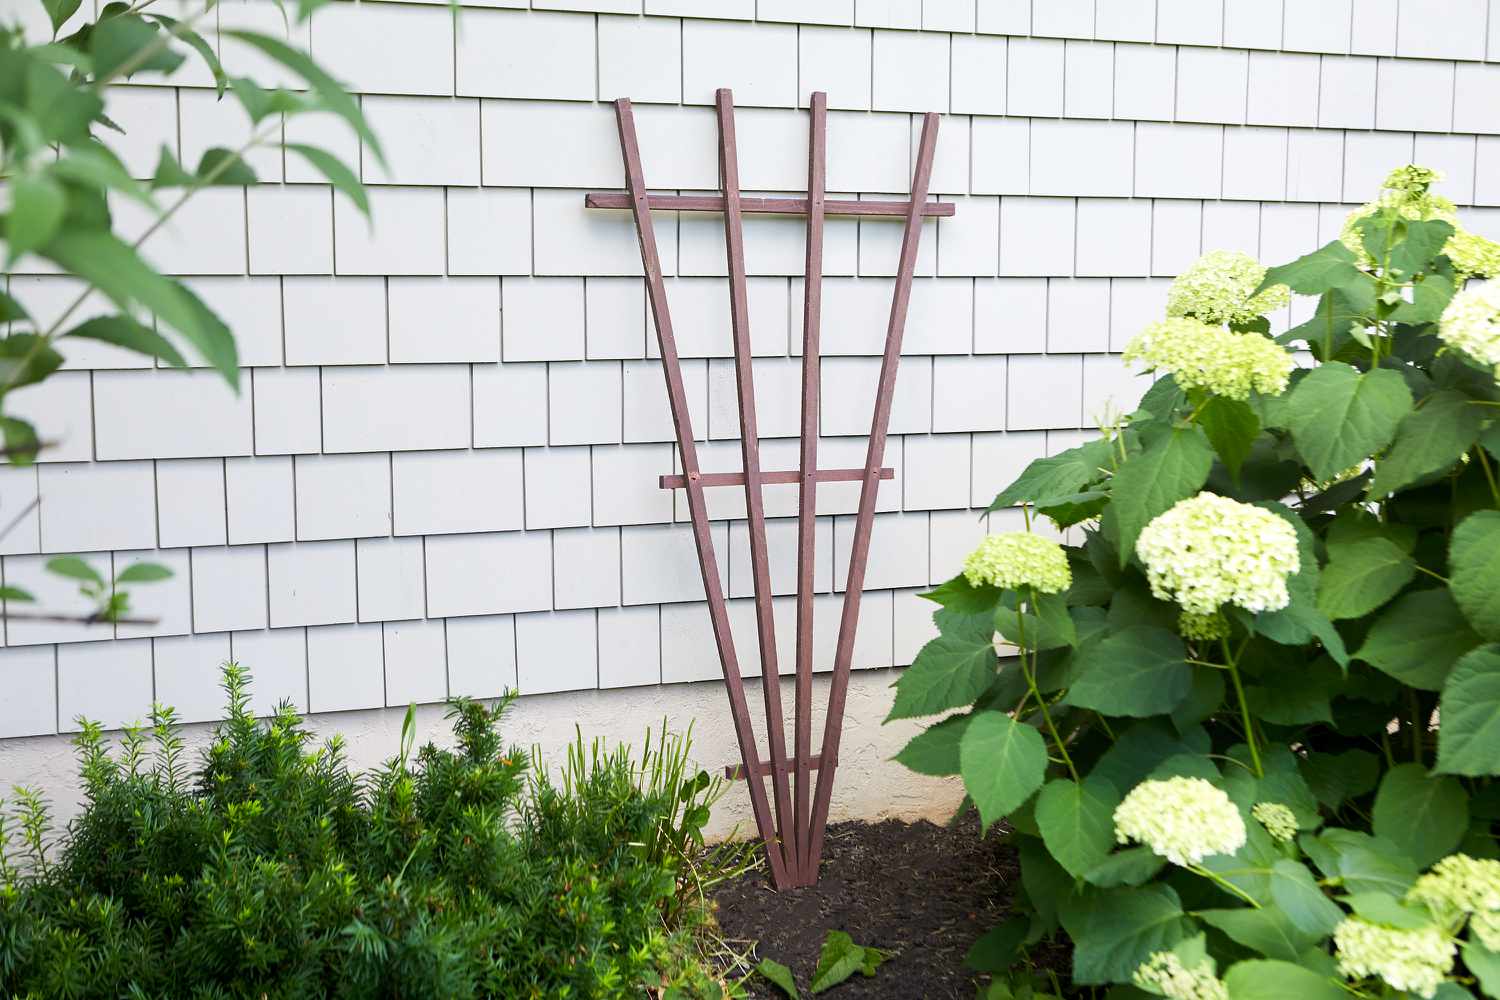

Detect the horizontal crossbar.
xmin=725 ymin=753 xmax=829 ymax=781
xmin=585 ymin=192 xmax=955 ymax=218
xmin=659 ymin=467 xmax=895 ymax=490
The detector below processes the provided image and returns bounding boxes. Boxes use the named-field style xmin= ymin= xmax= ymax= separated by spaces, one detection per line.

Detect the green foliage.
xmin=890 ymin=166 xmax=1500 ymax=999
xmin=0 ymin=666 xmax=737 ymax=998
xmin=1 ymin=0 xmax=369 ymax=614
xmin=755 ymin=930 xmax=885 ymax=997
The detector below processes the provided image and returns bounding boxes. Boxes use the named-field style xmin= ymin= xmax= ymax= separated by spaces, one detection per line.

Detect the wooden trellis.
xmin=586 ymin=89 xmax=952 ymax=889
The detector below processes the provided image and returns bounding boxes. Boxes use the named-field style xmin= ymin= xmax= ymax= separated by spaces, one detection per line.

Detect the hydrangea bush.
xmin=890 ymin=166 xmax=1500 ymax=999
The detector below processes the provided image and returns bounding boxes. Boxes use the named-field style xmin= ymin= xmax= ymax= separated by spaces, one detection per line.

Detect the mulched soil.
xmin=713 ymin=813 xmax=1021 ymax=998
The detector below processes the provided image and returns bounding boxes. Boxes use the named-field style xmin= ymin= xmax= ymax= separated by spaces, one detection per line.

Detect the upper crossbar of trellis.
xmin=586 ymin=89 xmax=948 ymax=889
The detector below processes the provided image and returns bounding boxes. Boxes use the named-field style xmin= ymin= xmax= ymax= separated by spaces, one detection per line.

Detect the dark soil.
xmin=713 ymin=813 xmax=1021 ymax=998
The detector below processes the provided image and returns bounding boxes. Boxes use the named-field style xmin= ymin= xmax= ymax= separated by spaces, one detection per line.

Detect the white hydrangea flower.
xmin=1443 ymin=229 xmax=1500 ymax=279
xmin=1409 ymin=854 xmax=1500 ymax=916
xmin=1334 ymin=918 xmax=1456 ymax=999
xmin=1135 ymin=493 xmax=1301 ymax=617
xmin=1133 ymin=952 xmax=1229 ymax=1000
xmin=962 ymin=532 xmax=1072 ymax=594
xmin=1251 ymin=801 xmax=1298 ymax=843
xmin=1165 ymin=250 xmax=1291 ymax=327
xmin=1113 ymin=777 xmax=1246 ymax=867
xmin=1438 ymin=281 xmax=1500 ymax=379
xmin=1473 ymin=911 xmax=1500 ymax=951
xmin=1122 ymin=318 xmax=1294 ymax=401
xmin=1409 ymin=853 xmax=1500 ymax=949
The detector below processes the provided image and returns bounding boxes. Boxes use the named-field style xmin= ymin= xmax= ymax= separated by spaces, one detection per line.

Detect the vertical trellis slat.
xmin=588 ymin=94 xmax=948 ymax=889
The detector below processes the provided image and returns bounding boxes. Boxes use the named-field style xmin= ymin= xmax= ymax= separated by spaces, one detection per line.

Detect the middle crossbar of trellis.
xmin=590 ymin=89 xmax=946 ymax=889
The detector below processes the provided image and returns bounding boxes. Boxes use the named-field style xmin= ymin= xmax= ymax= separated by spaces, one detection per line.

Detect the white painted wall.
xmin=3 ymin=0 xmax=1500 ymax=823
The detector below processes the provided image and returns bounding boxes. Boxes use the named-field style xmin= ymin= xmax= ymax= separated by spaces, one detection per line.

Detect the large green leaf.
xmin=222 ymin=29 xmax=385 ymax=164
xmin=1285 ymin=362 xmax=1413 ymax=482
xmin=144 ymin=12 xmax=227 ymax=95
xmin=40 ymin=231 xmax=201 ymax=346
xmin=0 ymin=334 xmax=65 ymax=392
xmin=6 ymin=174 xmax=66 ymax=261
xmin=1067 ymin=626 xmax=1191 ymax=717
xmin=1222 ymin=960 xmax=1347 ymax=1000
xmin=1372 ymin=762 xmax=1469 ymax=867
xmin=1035 ymin=777 xmax=1121 ymax=879
xmin=987 ymin=437 xmax=1113 ymax=512
xmin=920 ymin=575 xmax=1002 ymax=614
xmin=1389 ymin=270 xmax=1456 ymax=325
xmin=1301 ymin=749 xmax=1380 ymax=810
xmin=42 ymin=0 xmax=83 ymax=33
xmin=1452 ymin=512 xmax=1500 ymax=641
xmin=1316 ymin=536 xmax=1415 ymax=621
xmin=46 ymin=555 xmax=104 ymax=585
xmin=959 ymin=711 xmax=1047 ymax=832
xmin=1260 ymin=239 xmax=1364 ymax=296
xmin=809 ymin=931 xmax=880 ymax=994
xmin=1197 ymin=395 xmax=1261 ymax=480
xmin=1058 ymin=884 xmax=1194 ymax=985
xmin=1463 ymin=941 xmax=1500 ymax=1000
xmin=286 ymin=142 xmax=370 ymax=216
xmin=963 ymin=918 xmax=1028 ymax=973
xmin=1084 ymin=846 xmax=1166 ymax=888
xmin=1437 ymin=644 xmax=1500 ymax=777
xmin=893 ymin=713 xmax=969 ymax=776
xmin=1369 ymin=390 xmax=1484 ymax=497
xmin=755 ymin=958 xmax=799 ymax=999
xmin=63 ymin=315 xmax=189 ymax=369
xmin=90 ymin=12 xmax=186 ymax=80
xmin=1108 ymin=425 xmax=1214 ymax=567
xmin=1268 ymin=859 xmax=1342 ymax=938
xmin=1355 ymin=589 xmax=1481 ymax=691
xmin=887 ymin=613 xmax=995 ymax=721
xmin=1197 ymin=908 xmax=1316 ymax=962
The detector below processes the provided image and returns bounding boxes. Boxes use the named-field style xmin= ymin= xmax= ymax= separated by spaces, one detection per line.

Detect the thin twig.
xmin=0 ymin=495 xmax=40 ymax=542
xmin=0 ymin=611 xmax=159 ymax=625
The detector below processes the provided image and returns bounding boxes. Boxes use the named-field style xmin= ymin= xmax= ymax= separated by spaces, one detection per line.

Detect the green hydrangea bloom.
xmin=1133 ymin=952 xmax=1228 ymax=1000
xmin=1165 ymin=250 xmax=1290 ymax=326
xmin=1442 ymin=229 xmax=1500 ymax=279
xmin=1113 ymin=777 xmax=1246 ymax=867
xmin=1438 ymin=281 xmax=1500 ymax=378
xmin=1178 ymin=610 xmax=1229 ymax=642
xmin=1334 ymin=918 xmax=1455 ymax=999
xmin=1337 ymin=163 xmax=1500 ymax=278
xmin=1251 ymin=801 xmax=1297 ymax=843
xmin=1135 ymin=493 xmax=1301 ymax=616
xmin=1122 ymin=318 xmax=1293 ymax=401
xmin=962 ymin=532 xmax=1071 ymax=594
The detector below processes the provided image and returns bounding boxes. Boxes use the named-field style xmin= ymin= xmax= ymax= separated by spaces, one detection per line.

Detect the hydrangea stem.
xmin=1222 ymin=637 xmax=1263 ymax=779
xmin=1017 ymin=589 xmax=1079 ymax=784
xmin=1187 ymin=865 xmax=1261 ymax=908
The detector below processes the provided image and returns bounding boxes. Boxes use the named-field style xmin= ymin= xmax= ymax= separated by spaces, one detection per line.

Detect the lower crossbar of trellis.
xmin=723 ymin=753 xmax=829 ymax=782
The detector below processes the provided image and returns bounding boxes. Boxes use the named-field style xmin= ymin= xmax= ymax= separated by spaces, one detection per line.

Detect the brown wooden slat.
xmin=803 ymin=112 xmax=942 ymax=883
xmin=715 ymin=87 xmax=796 ymax=879
xmin=791 ymin=90 xmax=828 ymax=889
xmin=584 ymin=192 xmax=955 ymax=217
xmin=611 ymin=97 xmax=791 ymax=889
xmin=725 ymin=753 xmax=826 ymax=782
xmin=657 ymin=466 xmax=894 ymax=490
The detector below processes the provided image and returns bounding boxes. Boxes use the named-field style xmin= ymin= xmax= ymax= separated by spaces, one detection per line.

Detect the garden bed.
xmin=715 ymin=814 xmax=1021 ymax=998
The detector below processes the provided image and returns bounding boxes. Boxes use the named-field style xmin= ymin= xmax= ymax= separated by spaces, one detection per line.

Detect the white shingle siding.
xmin=5 ymin=0 xmax=1498 ymax=738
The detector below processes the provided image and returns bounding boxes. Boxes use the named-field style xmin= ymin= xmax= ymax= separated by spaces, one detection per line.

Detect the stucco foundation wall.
xmin=4 ymin=0 xmax=1500 ymax=818
xmin=0 ymin=670 xmax=962 ymax=840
